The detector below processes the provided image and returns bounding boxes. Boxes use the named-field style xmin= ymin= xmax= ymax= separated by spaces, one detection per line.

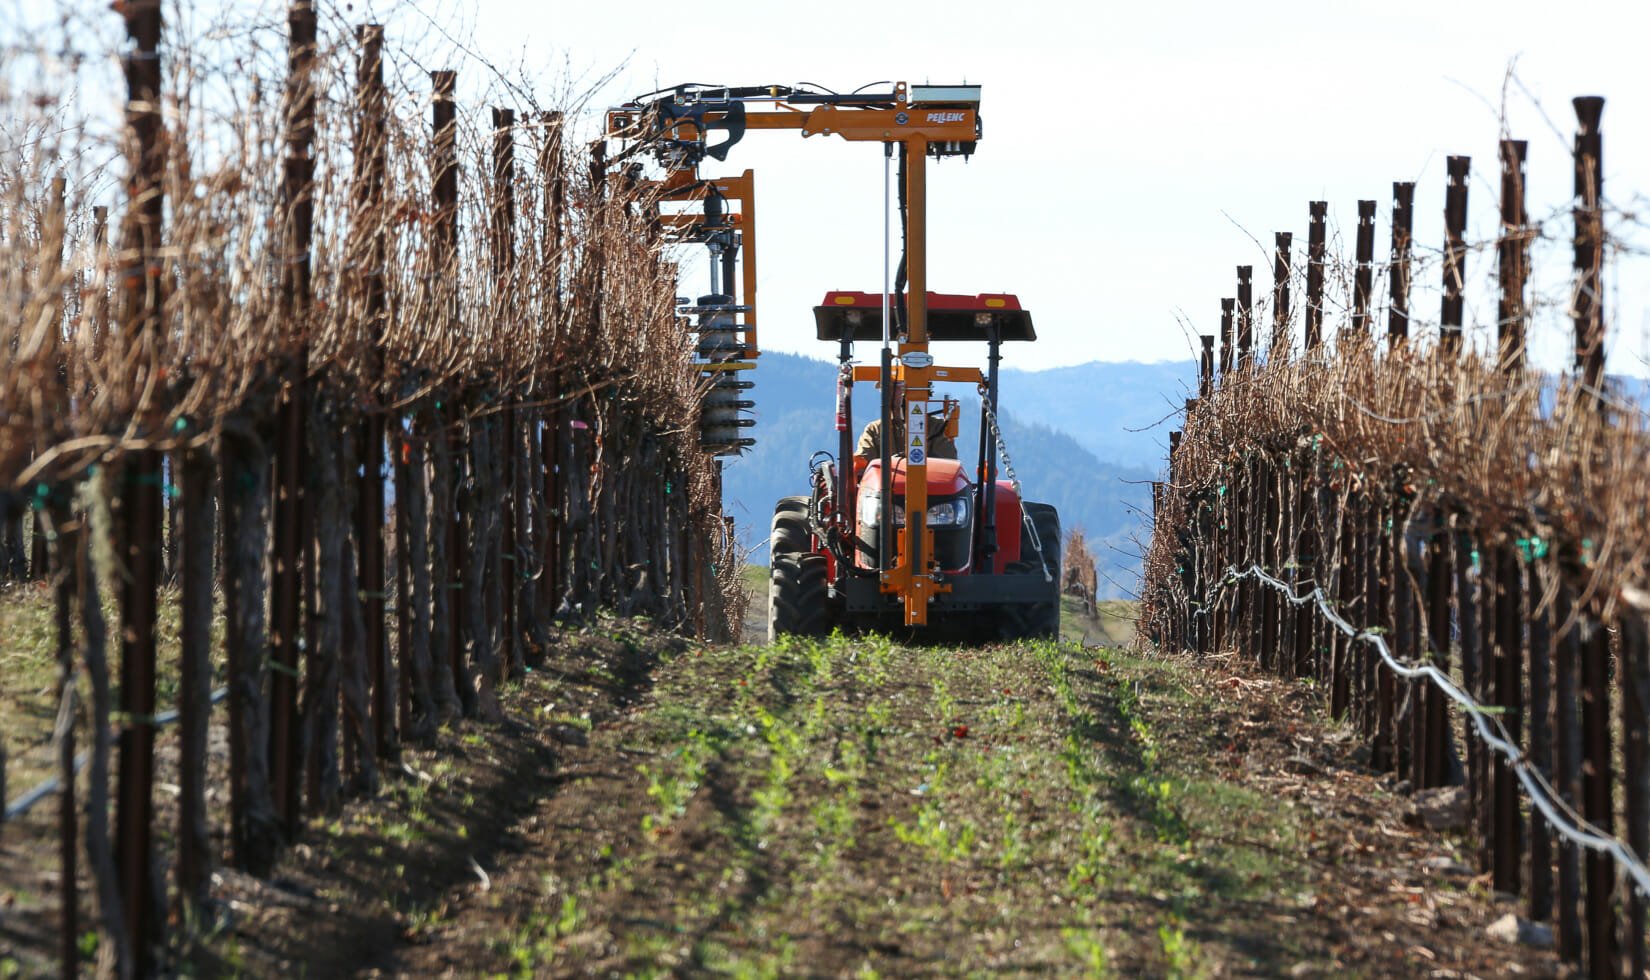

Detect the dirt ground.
xmin=2 ymin=590 xmax=1566 ymax=977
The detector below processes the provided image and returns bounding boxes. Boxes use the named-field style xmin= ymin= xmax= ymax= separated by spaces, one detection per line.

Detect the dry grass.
xmin=0 ymin=3 xmax=743 ymax=619
xmin=1143 ymin=335 xmax=1650 ymax=636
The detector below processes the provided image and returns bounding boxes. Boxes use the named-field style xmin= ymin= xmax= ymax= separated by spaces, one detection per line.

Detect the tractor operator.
xmin=853 ymin=386 xmax=958 ymax=477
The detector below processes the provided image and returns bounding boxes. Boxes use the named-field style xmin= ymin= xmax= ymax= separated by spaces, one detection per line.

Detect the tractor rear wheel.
xmin=1002 ymin=502 xmax=1062 ymax=640
xmin=771 ymin=496 xmax=810 ymax=557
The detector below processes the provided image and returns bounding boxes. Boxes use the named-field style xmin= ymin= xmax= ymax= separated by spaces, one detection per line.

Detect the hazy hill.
xmin=718 ymin=353 xmax=1650 ymax=600
xmin=998 ymin=359 xmax=1198 ymax=465
xmin=720 ymin=352 xmax=1165 ymax=598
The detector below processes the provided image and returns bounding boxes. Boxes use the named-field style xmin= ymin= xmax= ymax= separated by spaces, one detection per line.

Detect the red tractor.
xmin=768 ymin=290 xmax=1061 ymax=640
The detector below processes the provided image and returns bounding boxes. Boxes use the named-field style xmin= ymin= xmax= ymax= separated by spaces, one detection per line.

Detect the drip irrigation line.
xmin=3 ymin=686 xmax=228 ymax=824
xmin=1192 ymin=563 xmax=1650 ymax=902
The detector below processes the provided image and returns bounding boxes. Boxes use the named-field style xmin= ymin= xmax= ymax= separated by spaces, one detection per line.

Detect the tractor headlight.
xmin=859 ymin=489 xmax=883 ymax=526
xmin=923 ymin=498 xmax=971 ymax=527
xmin=861 ymin=495 xmax=970 ymax=528
xmin=887 ymin=498 xmax=969 ymax=527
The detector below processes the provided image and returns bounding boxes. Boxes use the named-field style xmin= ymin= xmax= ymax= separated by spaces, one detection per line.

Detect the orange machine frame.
xmin=653 ymin=169 xmax=760 ymax=358
xmin=607 ymin=82 xmax=982 ymax=626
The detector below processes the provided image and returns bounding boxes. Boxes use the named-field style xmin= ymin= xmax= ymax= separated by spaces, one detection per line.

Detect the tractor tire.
xmin=1002 ymin=502 xmax=1062 ymax=640
xmin=769 ymin=496 xmax=832 ymax=641
xmin=769 ymin=554 xmax=830 ymax=642
xmin=771 ymin=495 xmax=811 ymax=559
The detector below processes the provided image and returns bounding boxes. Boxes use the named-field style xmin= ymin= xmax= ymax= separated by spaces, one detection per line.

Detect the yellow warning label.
xmin=908 ymin=402 xmax=926 ymax=464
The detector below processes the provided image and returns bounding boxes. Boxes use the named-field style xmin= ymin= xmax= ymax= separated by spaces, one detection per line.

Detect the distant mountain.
xmin=720 ymin=352 xmax=1166 ymax=598
xmin=999 ymin=359 xmax=1198 ymax=466
xmin=716 ymin=354 xmax=1650 ymax=599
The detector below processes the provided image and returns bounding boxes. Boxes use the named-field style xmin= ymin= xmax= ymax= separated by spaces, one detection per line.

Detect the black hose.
xmin=892 ymin=142 xmax=908 ymax=340
xmin=879 ymin=346 xmax=894 ymax=571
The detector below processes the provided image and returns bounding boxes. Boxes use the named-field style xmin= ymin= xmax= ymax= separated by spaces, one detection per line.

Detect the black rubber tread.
xmin=771 ymin=496 xmax=811 ymax=559
xmin=768 ymin=553 xmax=831 ymax=641
xmin=1000 ymin=502 xmax=1062 ymax=640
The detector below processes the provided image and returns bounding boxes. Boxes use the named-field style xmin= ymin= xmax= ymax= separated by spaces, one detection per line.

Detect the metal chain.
xmin=979 ymin=391 xmax=1053 ymax=583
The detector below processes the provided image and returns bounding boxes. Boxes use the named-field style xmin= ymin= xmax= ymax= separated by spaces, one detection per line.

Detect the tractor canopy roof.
xmin=813 ymin=291 xmax=1035 ymax=342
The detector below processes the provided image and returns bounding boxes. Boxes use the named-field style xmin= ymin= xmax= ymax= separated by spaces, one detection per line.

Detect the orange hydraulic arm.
xmin=653 ymin=169 xmax=759 ymax=358
xmin=606 ymin=82 xmax=983 ymax=625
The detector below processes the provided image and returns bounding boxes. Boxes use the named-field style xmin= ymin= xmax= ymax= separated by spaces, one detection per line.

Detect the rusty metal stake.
xmin=1219 ymin=300 xmax=1234 ymax=377
xmin=1271 ymin=232 xmax=1292 ymax=361
xmin=114 ymin=1 xmax=167 ymax=970
xmin=537 ymin=111 xmax=566 ymax=622
xmin=1388 ymin=183 xmax=1414 ymax=348
xmin=1293 ymin=461 xmax=1315 ymax=678
xmin=1474 ymin=546 xmax=1493 ymax=870
xmin=1305 ymin=201 xmax=1326 ymax=351
xmin=1441 ymin=155 xmax=1470 ymax=356
xmin=1498 ymin=140 xmax=1529 ymax=373
xmin=1555 ymin=583 xmax=1584 ymax=960
xmin=1528 ymin=560 xmax=1554 ymax=923
xmin=37 ymin=179 xmax=79 ymax=978
xmin=1330 ymin=498 xmax=1355 ymax=719
xmin=177 ymin=441 xmax=214 ymax=912
xmin=1620 ymin=614 xmax=1649 ymax=980
xmin=1352 ymin=200 xmax=1375 ymax=334
xmin=1373 ymin=495 xmax=1399 ymax=772
xmin=1572 ymin=97 xmax=1606 ymax=407
xmin=492 ymin=106 xmax=520 ymax=676
xmin=1260 ymin=460 xmax=1280 ymax=669
xmin=1420 ymin=520 xmax=1452 ymax=789
xmin=271 ymin=0 xmax=317 ymax=838
xmin=354 ymin=23 xmax=393 ymax=760
xmin=1580 ymin=615 xmax=1617 ymax=976
xmin=430 ymin=70 xmax=470 ymax=714
xmin=1492 ymin=541 xmax=1523 ymax=895
xmin=52 ymin=496 xmax=79 ymax=977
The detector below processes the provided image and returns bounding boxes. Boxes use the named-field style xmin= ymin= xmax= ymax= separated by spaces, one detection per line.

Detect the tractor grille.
xmin=935 ymin=525 xmax=970 ymax=572
xmin=853 ymin=492 xmax=974 ymax=572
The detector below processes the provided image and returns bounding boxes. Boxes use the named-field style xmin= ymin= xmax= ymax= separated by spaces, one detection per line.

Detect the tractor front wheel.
xmin=1002 ymin=502 xmax=1062 ymax=640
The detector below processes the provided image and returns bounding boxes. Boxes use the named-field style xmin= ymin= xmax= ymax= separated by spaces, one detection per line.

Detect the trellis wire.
xmin=1205 ymin=562 xmax=1650 ymax=902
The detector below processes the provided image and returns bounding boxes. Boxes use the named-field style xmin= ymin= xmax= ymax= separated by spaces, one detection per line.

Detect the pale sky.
xmin=12 ymin=0 xmax=1650 ymax=374
xmin=458 ymin=0 xmax=1650 ymax=375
